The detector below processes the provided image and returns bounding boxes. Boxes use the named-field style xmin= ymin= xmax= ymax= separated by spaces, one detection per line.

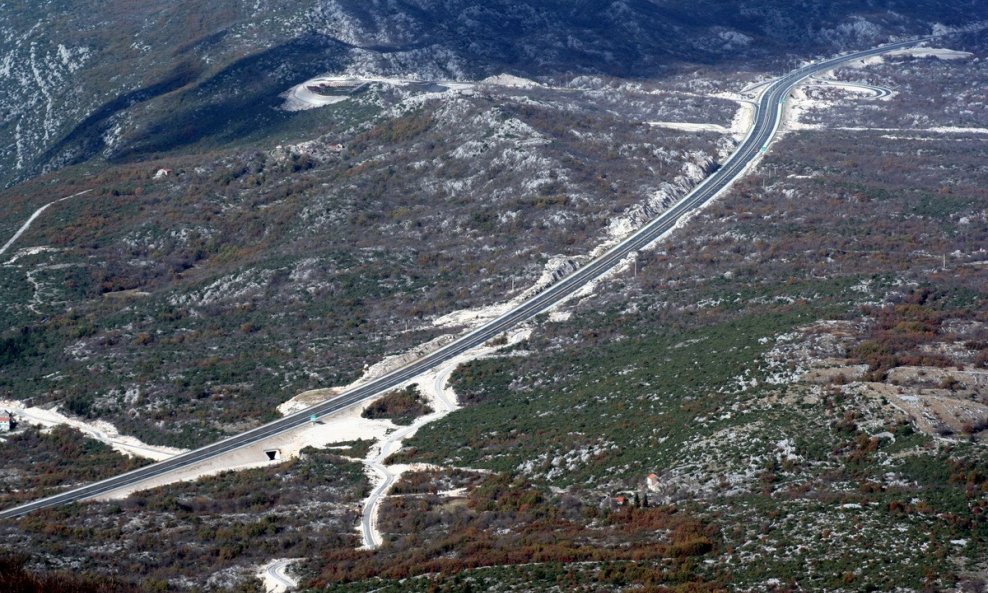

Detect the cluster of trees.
xmin=362 ymin=384 xmax=433 ymax=425
xmin=850 ymin=289 xmax=965 ymax=380
xmin=0 ymin=553 xmax=140 ymax=593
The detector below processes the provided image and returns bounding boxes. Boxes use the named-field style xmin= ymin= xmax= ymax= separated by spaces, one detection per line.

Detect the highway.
xmin=0 ymin=37 xmax=926 ymax=520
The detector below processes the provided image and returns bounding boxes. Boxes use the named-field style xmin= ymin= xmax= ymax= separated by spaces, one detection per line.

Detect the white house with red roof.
xmin=0 ymin=410 xmax=14 ymax=432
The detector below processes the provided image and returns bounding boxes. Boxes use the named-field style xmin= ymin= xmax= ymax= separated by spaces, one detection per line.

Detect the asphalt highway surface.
xmin=0 ymin=37 xmax=926 ymax=520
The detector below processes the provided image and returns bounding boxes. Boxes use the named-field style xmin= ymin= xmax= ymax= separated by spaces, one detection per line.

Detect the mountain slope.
xmin=2 ymin=0 xmax=984 ymax=186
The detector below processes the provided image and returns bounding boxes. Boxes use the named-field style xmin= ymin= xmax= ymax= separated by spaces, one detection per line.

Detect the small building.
xmin=0 ymin=410 xmax=15 ymax=432
xmin=153 ymin=168 xmax=173 ymax=179
xmin=646 ymin=473 xmax=660 ymax=492
xmin=613 ymin=496 xmax=628 ymax=507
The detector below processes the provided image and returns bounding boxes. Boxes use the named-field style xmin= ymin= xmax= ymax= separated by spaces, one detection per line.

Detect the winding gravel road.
xmin=360 ymin=360 xmax=460 ymax=549
xmin=0 ymin=189 xmax=92 ymax=257
xmin=259 ymin=558 xmax=299 ymax=593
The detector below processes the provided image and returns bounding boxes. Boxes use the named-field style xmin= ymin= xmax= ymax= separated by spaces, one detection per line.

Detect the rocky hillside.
xmin=2 ymin=0 xmax=983 ymax=186
xmin=1 ymin=4 xmax=986 ymax=592
xmin=0 ymin=73 xmax=735 ymax=449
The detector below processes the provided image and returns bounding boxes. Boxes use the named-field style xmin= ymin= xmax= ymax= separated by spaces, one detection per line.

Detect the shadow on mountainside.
xmin=29 ymin=34 xmax=350 ymax=173
xmin=23 ymin=0 xmax=986 ymax=175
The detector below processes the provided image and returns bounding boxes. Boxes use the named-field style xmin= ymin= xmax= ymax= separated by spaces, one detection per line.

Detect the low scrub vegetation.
xmin=314 ymin=472 xmax=719 ymax=589
xmin=850 ymin=288 xmax=983 ymax=379
xmin=0 ymin=448 xmax=366 ymax=590
xmin=0 ymin=426 xmax=149 ymax=508
xmin=2 ymin=28 xmax=986 ymax=593
xmin=0 ymin=553 xmax=141 ymax=593
xmin=394 ymin=46 xmax=988 ymax=591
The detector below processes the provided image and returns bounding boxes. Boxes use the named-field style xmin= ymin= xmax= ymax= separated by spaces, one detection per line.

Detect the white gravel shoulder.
xmin=0 ymin=399 xmax=186 ymax=461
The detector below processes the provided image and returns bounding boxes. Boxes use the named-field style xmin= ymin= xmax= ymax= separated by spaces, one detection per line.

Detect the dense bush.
xmin=851 ymin=289 xmax=968 ymax=379
xmin=0 ymin=553 xmax=140 ymax=593
xmin=362 ymin=384 xmax=433 ymax=425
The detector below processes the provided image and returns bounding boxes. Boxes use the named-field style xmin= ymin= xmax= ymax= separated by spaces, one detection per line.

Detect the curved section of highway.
xmin=0 ymin=37 xmax=927 ymax=520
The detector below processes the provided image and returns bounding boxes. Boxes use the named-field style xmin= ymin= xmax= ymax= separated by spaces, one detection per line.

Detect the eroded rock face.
xmin=768 ymin=316 xmax=988 ymax=440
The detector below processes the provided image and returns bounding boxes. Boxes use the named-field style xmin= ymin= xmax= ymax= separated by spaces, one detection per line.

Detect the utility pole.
xmin=942 ymin=230 xmax=948 ymax=271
